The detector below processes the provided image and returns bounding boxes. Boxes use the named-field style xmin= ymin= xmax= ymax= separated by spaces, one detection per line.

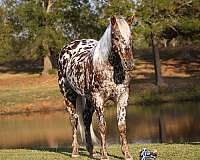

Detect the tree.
xmin=0 ymin=0 xmax=17 ymax=62
xmin=0 ymin=0 xmax=105 ymax=74
xmin=135 ymin=0 xmax=200 ymax=85
xmin=14 ymin=0 xmax=70 ymax=75
xmin=99 ymin=0 xmax=135 ymax=27
xmin=1 ymin=0 xmax=199 ymax=75
xmin=62 ymin=0 xmax=102 ymax=40
xmin=2 ymin=0 xmax=102 ymax=75
xmin=99 ymin=0 xmax=163 ymax=86
xmin=136 ymin=0 xmax=178 ymax=86
xmin=136 ymin=0 xmax=200 ymax=47
xmin=161 ymin=0 xmax=200 ymax=45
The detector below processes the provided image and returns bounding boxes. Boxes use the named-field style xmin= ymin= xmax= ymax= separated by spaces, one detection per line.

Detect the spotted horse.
xmin=58 ymin=16 xmax=135 ymax=160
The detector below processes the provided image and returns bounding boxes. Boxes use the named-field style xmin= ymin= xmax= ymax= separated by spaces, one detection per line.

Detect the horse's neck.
xmin=93 ymin=24 xmax=112 ymax=67
xmin=92 ymin=24 xmax=126 ymax=84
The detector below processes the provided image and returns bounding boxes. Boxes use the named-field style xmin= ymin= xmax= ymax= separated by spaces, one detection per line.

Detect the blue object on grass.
xmin=140 ymin=148 xmax=157 ymax=160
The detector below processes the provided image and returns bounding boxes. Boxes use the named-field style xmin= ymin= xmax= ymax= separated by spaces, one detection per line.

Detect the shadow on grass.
xmin=0 ymin=59 xmax=43 ymax=74
xmin=107 ymin=153 xmax=123 ymax=160
xmin=30 ymin=147 xmax=90 ymax=159
xmin=188 ymin=142 xmax=200 ymax=145
xmin=95 ymin=150 xmax=124 ymax=160
xmin=30 ymin=147 xmax=124 ymax=159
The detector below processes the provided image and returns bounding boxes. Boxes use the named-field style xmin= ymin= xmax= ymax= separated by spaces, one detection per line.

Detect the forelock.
xmin=116 ymin=19 xmax=131 ymax=44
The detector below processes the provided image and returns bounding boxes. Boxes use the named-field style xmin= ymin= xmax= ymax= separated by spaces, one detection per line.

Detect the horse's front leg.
xmin=117 ymin=91 xmax=132 ymax=160
xmin=93 ymin=96 xmax=109 ymax=160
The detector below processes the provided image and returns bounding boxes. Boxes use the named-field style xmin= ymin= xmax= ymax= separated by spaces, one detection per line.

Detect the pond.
xmin=0 ymin=102 xmax=200 ymax=149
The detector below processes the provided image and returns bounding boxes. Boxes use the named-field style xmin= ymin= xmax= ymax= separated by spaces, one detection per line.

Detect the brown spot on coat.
xmin=71 ymin=41 xmax=80 ymax=49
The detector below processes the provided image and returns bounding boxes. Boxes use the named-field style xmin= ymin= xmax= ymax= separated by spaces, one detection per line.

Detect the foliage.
xmin=98 ymin=0 xmax=136 ymax=32
xmin=0 ymin=0 xmax=199 ymax=64
xmin=0 ymin=1 xmax=17 ymax=61
xmin=135 ymin=0 xmax=200 ymax=47
xmin=0 ymin=0 xmax=102 ymax=70
xmin=63 ymin=0 xmax=102 ymax=40
xmin=13 ymin=0 xmax=69 ymax=60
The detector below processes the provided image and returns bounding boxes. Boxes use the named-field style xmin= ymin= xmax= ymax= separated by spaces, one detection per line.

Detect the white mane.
xmin=93 ymin=18 xmax=131 ymax=66
xmin=93 ymin=23 xmax=112 ymax=65
xmin=117 ymin=19 xmax=131 ymax=44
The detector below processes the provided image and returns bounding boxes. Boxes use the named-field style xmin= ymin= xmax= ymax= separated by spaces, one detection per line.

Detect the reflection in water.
xmin=0 ymin=112 xmax=72 ymax=149
xmin=0 ymin=102 xmax=200 ymax=148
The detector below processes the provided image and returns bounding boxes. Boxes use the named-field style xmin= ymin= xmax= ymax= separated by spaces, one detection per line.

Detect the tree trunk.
xmin=42 ymin=42 xmax=53 ymax=75
xmin=150 ymin=32 xmax=163 ymax=86
xmin=42 ymin=52 xmax=53 ymax=75
xmin=41 ymin=0 xmax=54 ymax=75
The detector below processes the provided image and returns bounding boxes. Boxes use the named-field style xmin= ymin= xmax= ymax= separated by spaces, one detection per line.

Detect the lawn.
xmin=0 ymin=73 xmax=64 ymax=114
xmin=0 ymin=144 xmax=199 ymax=160
xmin=0 ymin=73 xmax=200 ymax=115
xmin=0 ymin=45 xmax=200 ymax=115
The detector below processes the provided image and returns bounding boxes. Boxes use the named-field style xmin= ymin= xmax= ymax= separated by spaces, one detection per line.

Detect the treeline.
xmin=0 ymin=0 xmax=199 ymax=74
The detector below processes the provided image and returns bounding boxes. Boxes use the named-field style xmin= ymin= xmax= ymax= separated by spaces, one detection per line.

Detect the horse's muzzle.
xmin=123 ymin=60 xmax=135 ymax=71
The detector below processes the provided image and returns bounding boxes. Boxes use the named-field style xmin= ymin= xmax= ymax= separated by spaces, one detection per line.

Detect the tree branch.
xmin=47 ymin=0 xmax=55 ymax=13
xmin=176 ymin=0 xmax=192 ymax=11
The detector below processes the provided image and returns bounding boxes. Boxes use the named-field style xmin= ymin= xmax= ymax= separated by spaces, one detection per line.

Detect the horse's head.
xmin=110 ymin=16 xmax=135 ymax=71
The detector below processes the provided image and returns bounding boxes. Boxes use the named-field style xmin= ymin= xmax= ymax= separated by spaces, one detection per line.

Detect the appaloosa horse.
xmin=58 ymin=16 xmax=135 ymax=160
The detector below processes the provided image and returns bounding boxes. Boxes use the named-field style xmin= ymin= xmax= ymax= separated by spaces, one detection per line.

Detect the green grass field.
xmin=0 ymin=144 xmax=200 ymax=160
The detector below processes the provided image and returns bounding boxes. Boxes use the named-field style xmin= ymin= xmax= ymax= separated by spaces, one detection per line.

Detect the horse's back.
xmin=59 ymin=39 xmax=97 ymax=70
xmin=58 ymin=39 xmax=98 ymax=95
xmin=61 ymin=39 xmax=97 ymax=56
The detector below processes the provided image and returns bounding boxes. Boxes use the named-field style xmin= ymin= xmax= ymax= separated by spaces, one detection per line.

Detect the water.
xmin=0 ymin=102 xmax=200 ymax=149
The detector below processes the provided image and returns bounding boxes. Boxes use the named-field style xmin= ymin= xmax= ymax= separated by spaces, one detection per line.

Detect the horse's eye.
xmin=115 ymin=37 xmax=119 ymax=41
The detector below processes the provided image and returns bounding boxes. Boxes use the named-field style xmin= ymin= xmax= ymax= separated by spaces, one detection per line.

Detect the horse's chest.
xmin=92 ymin=68 xmax=129 ymax=98
xmin=94 ymin=71 xmax=112 ymax=87
xmin=66 ymin=61 xmax=115 ymax=97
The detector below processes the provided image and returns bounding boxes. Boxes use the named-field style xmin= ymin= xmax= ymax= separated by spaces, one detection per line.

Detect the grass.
xmin=0 ymin=74 xmax=63 ymax=114
xmin=0 ymin=144 xmax=200 ymax=160
xmin=0 ymin=45 xmax=200 ymax=114
xmin=0 ymin=85 xmax=59 ymax=106
xmin=0 ymin=73 xmax=200 ymax=115
xmin=130 ymin=83 xmax=200 ymax=105
xmin=1 ymin=45 xmax=200 ymax=114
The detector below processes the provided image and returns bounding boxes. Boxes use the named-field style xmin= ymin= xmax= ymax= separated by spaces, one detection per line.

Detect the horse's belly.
xmin=66 ymin=72 xmax=85 ymax=95
xmin=66 ymin=54 xmax=93 ymax=95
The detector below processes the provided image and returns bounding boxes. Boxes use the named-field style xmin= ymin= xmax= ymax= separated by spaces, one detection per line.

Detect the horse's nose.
xmin=124 ymin=61 xmax=134 ymax=71
xmin=128 ymin=61 xmax=134 ymax=70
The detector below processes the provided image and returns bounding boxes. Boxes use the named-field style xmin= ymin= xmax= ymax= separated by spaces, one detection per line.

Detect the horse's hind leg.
xmin=83 ymin=99 xmax=95 ymax=157
xmin=58 ymin=70 xmax=79 ymax=157
xmin=63 ymin=89 xmax=79 ymax=158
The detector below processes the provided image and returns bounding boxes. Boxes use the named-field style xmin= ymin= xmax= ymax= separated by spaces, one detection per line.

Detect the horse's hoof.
xmin=71 ymin=154 xmax=80 ymax=158
xmin=71 ymin=147 xmax=79 ymax=158
xmin=125 ymin=157 xmax=133 ymax=160
xmin=125 ymin=154 xmax=133 ymax=160
xmin=89 ymin=151 xmax=100 ymax=159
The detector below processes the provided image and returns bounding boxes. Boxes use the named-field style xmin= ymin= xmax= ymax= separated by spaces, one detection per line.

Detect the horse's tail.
xmin=76 ymin=95 xmax=99 ymax=145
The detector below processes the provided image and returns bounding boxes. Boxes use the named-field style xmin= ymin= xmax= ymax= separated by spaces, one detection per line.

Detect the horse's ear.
xmin=111 ymin=16 xmax=117 ymax=28
xmin=127 ymin=14 xmax=136 ymax=26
